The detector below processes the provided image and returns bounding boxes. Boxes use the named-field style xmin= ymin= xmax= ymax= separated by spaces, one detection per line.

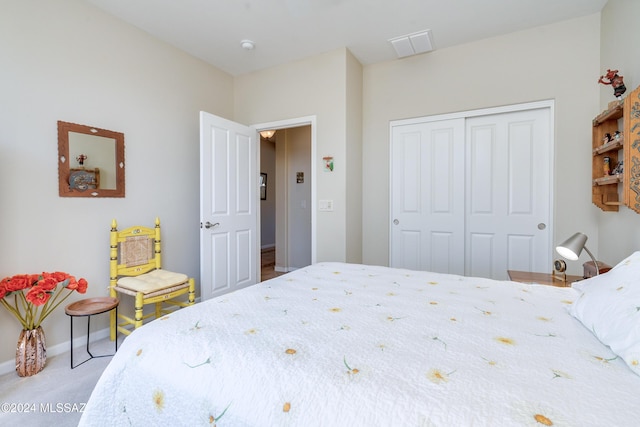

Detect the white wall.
xmin=596 ymin=0 xmax=640 ymax=265
xmin=361 ymin=14 xmax=602 ymax=273
xmin=345 ymin=52 xmax=364 ymax=264
xmin=234 ymin=49 xmax=359 ymax=263
xmin=285 ymin=126 xmax=312 ymax=269
xmin=260 ymin=138 xmax=276 ymax=247
xmin=0 ymin=0 xmax=233 ymax=369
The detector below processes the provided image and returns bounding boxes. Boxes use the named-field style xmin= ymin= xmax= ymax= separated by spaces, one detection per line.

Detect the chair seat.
xmin=116 ymin=269 xmax=189 ymax=294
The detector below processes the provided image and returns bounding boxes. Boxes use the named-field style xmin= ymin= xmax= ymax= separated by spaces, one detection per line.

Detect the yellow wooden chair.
xmin=109 ymin=217 xmax=195 ymax=339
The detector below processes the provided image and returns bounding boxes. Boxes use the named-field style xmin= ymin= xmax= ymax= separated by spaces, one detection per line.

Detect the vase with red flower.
xmin=0 ymin=272 xmax=88 ymax=376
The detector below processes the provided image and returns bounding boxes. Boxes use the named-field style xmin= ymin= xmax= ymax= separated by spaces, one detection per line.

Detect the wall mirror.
xmin=58 ymin=121 xmax=125 ymax=197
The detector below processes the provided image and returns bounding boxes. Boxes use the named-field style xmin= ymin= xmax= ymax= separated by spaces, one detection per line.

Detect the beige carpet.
xmin=0 ymin=337 xmax=116 ymax=427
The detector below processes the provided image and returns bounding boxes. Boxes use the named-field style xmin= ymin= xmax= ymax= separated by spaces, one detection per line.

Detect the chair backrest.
xmin=110 ymin=218 xmax=162 ymax=288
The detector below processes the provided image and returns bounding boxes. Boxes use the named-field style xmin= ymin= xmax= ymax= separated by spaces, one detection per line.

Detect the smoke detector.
xmin=241 ymin=40 xmax=255 ymax=50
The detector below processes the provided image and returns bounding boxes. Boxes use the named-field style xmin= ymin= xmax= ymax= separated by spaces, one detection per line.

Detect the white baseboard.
xmin=274 ymin=266 xmax=300 ymax=273
xmin=0 ymin=297 xmax=203 ymax=376
xmin=0 ymin=326 xmax=113 ymax=376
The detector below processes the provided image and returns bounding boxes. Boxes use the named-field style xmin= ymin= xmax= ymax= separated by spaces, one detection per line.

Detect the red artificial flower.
xmin=50 ymin=271 xmax=70 ymax=283
xmin=37 ymin=277 xmax=59 ymax=291
xmin=64 ymin=276 xmax=88 ymax=294
xmin=66 ymin=277 xmax=78 ymax=291
xmin=77 ymin=278 xmax=88 ymax=294
xmin=25 ymin=285 xmax=51 ymax=306
xmin=4 ymin=275 xmax=33 ymax=292
xmin=1 ymin=271 xmax=90 ymax=329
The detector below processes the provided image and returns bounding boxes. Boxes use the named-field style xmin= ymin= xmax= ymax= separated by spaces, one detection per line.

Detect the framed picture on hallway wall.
xmin=260 ymin=173 xmax=267 ymax=200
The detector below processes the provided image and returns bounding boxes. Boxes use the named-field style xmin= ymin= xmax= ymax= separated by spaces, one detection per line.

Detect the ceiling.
xmin=86 ymin=0 xmax=607 ymax=76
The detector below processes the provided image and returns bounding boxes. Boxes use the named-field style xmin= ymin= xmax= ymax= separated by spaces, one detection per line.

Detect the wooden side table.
xmin=65 ymin=297 xmax=119 ymax=369
xmin=507 ymin=270 xmax=583 ymax=287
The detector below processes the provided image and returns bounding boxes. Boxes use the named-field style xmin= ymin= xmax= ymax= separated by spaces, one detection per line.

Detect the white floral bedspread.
xmin=80 ymin=262 xmax=640 ymax=426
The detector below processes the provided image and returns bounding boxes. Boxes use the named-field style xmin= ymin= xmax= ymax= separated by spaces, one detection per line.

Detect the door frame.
xmin=389 ymin=100 xmax=555 ymax=271
xmin=253 ymin=116 xmax=317 ymax=268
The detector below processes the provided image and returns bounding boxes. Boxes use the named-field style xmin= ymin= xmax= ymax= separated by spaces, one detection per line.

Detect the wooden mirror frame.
xmin=58 ymin=121 xmax=125 ymax=198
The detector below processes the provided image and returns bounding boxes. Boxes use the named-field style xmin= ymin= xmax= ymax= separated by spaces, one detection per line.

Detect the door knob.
xmin=393 ymin=219 xmax=399 ymax=225
xmin=204 ymin=221 xmax=220 ymax=229
xmin=537 ymin=223 xmax=546 ymax=230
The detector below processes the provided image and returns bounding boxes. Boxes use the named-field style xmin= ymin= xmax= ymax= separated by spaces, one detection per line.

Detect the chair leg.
xmin=134 ymin=293 xmax=144 ymax=329
xmin=188 ymin=278 xmax=196 ymax=305
xmin=110 ymin=309 xmax=117 ymax=341
xmin=155 ymin=302 xmax=162 ymax=319
xmin=109 ymin=288 xmax=117 ymax=341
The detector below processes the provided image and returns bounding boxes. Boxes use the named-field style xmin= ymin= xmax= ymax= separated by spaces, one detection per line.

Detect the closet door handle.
xmin=203 ymin=221 xmax=220 ymax=229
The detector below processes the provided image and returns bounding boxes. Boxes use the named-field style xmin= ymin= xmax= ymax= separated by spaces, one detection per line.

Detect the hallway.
xmin=261 ymin=247 xmax=284 ymax=281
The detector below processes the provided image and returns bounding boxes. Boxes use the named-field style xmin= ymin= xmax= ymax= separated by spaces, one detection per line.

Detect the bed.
xmin=79 ymin=255 xmax=640 ymax=426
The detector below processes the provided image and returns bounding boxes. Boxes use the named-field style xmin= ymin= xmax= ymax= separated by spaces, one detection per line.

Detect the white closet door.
xmin=390 ymin=103 xmax=552 ymax=279
xmin=390 ymin=119 xmax=465 ymax=274
xmin=465 ymin=108 xmax=551 ymax=280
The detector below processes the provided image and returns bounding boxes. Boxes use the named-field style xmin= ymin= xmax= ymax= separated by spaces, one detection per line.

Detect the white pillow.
xmin=569 ymin=251 xmax=640 ymax=375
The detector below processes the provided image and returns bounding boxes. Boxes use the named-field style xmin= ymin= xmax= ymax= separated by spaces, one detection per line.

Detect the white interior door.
xmin=390 ymin=119 xmax=465 ymax=274
xmin=465 ymin=108 xmax=551 ymax=279
xmin=200 ymin=111 xmax=258 ymax=300
xmin=390 ymin=103 xmax=552 ymax=279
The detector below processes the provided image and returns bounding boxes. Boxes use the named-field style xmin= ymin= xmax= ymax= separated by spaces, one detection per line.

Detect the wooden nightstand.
xmin=507 ymin=270 xmax=583 ymax=287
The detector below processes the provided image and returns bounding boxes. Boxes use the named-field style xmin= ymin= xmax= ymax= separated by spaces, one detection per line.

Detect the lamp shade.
xmin=555 ymin=232 xmax=588 ymax=261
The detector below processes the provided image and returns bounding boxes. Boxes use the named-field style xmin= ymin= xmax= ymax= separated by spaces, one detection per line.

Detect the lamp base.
xmin=552 ymin=271 xmax=567 ymax=282
xmin=583 ymin=261 xmax=612 ymax=278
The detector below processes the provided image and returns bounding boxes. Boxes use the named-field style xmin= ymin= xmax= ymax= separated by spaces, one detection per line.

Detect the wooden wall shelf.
xmin=594 ymin=175 xmax=622 ymax=186
xmin=591 ymin=85 xmax=640 ymax=214
xmin=592 ymin=101 xmax=623 ymax=126
xmin=593 ymin=138 xmax=623 ymax=155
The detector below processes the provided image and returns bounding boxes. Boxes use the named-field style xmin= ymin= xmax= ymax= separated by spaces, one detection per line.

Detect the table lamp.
xmin=555 ymin=232 xmax=599 ymax=276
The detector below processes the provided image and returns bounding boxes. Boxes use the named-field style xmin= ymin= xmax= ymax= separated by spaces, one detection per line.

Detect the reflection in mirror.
xmin=58 ymin=121 xmax=125 ymax=197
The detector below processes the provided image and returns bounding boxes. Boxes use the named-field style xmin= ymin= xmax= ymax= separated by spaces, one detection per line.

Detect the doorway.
xmin=256 ymin=116 xmax=316 ymax=280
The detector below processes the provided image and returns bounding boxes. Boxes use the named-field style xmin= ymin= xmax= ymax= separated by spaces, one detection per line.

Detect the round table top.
xmin=65 ymin=297 xmax=119 ymax=316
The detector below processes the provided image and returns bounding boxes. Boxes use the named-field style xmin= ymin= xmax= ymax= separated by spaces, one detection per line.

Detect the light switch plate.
xmin=318 ymin=200 xmax=333 ymax=211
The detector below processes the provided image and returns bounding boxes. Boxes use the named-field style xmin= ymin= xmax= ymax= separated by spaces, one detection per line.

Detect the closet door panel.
xmin=469 ymin=125 xmax=496 ymax=215
xmin=508 ymin=121 xmax=535 ymax=214
xmin=391 ymin=119 xmax=465 ymax=274
xmin=466 ymin=108 xmax=551 ymax=279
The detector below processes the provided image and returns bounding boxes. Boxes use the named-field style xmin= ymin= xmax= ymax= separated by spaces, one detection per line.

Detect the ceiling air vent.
xmin=389 ymin=30 xmax=434 ymax=58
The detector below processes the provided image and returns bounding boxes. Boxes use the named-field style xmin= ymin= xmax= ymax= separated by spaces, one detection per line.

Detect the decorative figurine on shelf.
xmin=614 ymin=130 xmax=623 ymax=141
xmin=603 ymin=132 xmax=613 ymax=144
xmin=604 ymin=156 xmax=611 ymax=176
xmin=598 ymin=69 xmax=627 ymax=98
xmin=612 ymin=160 xmax=624 ymax=176
xmin=76 ymin=154 xmax=88 ymax=166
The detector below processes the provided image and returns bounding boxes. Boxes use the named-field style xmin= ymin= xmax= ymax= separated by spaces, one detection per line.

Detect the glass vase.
xmin=16 ymin=326 xmax=47 ymax=377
